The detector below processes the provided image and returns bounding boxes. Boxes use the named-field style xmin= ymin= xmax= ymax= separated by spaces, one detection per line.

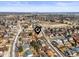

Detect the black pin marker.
xmin=34 ymin=26 xmax=41 ymax=34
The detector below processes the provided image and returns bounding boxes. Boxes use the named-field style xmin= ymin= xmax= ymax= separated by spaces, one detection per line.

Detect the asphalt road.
xmin=41 ymin=27 xmax=65 ymax=57
xmin=11 ymin=22 xmax=22 ymax=57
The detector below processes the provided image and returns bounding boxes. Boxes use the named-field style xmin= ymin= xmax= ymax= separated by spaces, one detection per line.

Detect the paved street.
xmin=12 ymin=22 xmax=22 ymax=57
xmin=41 ymin=27 xmax=65 ymax=57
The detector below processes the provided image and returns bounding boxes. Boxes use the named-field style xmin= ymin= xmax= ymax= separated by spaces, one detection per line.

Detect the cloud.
xmin=0 ymin=1 xmax=79 ymax=12
xmin=55 ymin=1 xmax=79 ymax=6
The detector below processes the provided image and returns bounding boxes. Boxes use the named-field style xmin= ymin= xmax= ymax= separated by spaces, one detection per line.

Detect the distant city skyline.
xmin=0 ymin=1 xmax=79 ymax=12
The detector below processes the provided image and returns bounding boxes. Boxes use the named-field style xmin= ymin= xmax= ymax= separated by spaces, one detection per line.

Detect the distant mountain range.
xmin=0 ymin=12 xmax=79 ymax=15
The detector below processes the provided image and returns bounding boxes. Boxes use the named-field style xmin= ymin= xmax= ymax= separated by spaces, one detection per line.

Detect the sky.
xmin=0 ymin=1 xmax=79 ymax=12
